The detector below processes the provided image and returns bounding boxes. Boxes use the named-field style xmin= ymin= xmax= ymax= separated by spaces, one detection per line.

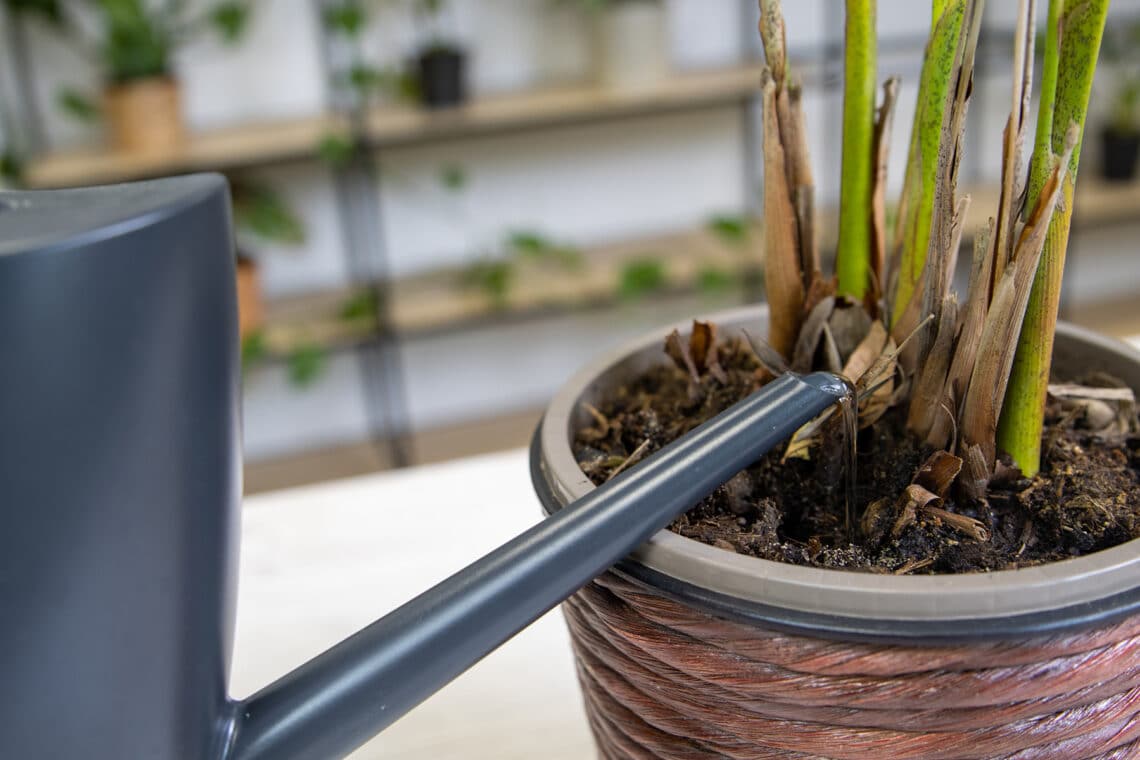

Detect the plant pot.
xmin=532 ymin=305 xmax=1140 ymax=758
xmin=1101 ymin=126 xmax=1140 ymax=182
xmin=235 ymin=254 xmax=263 ymax=339
xmin=103 ymin=76 xmax=185 ymax=155
xmin=594 ymin=1 xmax=669 ymax=92
xmin=417 ymin=46 xmax=468 ymax=109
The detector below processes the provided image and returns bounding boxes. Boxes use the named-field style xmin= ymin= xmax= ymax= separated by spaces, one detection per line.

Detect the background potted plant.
xmin=580 ymin=0 xmax=669 ymax=91
xmin=48 ymin=0 xmax=251 ymax=154
xmin=412 ymin=0 xmax=467 ymax=108
xmin=230 ymin=178 xmax=305 ymax=340
xmin=1099 ymin=21 xmax=1140 ymax=181
xmin=532 ymin=0 xmax=1140 ymax=756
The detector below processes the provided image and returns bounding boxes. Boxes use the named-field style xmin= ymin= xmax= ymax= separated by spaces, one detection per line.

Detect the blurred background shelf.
xmin=257 ymin=220 xmax=761 ymax=356
xmin=23 ymin=114 xmax=339 ymax=188
xmin=24 ymin=63 xmax=767 ymax=189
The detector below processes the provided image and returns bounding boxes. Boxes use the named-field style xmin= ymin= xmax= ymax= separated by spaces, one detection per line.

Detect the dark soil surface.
xmin=573 ymin=336 xmax=1140 ymax=574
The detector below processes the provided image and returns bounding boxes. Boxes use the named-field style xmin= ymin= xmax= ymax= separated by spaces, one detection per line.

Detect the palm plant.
xmin=755 ymin=0 xmax=1109 ymax=511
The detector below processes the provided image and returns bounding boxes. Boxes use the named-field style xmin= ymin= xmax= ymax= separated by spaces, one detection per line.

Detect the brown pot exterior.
xmin=538 ymin=309 xmax=1140 ymax=759
xmin=235 ymin=258 xmax=263 ymax=338
xmin=103 ymin=77 xmax=185 ymax=155
xmin=565 ymin=572 xmax=1140 ymax=759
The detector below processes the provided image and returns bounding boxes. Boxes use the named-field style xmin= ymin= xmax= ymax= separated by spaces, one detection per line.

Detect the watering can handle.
xmin=224 ymin=371 xmax=845 ymax=760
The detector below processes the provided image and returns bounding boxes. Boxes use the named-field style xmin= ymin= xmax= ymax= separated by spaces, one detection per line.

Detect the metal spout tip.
xmin=798 ymin=371 xmax=852 ymax=400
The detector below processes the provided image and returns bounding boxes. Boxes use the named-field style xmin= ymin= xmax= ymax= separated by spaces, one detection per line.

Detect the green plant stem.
xmin=997 ymin=0 xmax=1108 ymax=476
xmin=931 ymin=0 xmax=948 ymax=31
xmin=1025 ymin=0 xmax=1062 ymax=213
xmin=836 ymin=0 xmax=876 ymax=299
xmin=892 ymin=0 xmax=965 ymax=324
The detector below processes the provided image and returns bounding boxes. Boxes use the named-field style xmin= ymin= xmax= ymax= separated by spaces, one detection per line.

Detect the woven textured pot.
xmin=532 ymin=306 xmax=1140 ymax=759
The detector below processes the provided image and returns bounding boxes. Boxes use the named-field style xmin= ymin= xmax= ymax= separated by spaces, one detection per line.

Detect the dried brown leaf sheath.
xmin=992 ymin=0 xmax=1037 ymax=290
xmin=960 ymin=127 xmax=1077 ymax=467
xmin=943 ymin=219 xmax=995 ymax=417
xmin=869 ymin=78 xmax=900 ymax=315
xmin=761 ymin=71 xmax=806 ymax=360
xmin=909 ymin=295 xmax=959 ymax=447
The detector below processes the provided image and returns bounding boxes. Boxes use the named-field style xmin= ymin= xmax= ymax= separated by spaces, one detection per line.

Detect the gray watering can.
xmin=0 ymin=175 xmax=844 ymax=760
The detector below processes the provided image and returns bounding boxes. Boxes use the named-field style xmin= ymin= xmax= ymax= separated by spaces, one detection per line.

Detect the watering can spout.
xmin=0 ymin=175 xmax=845 ymax=760
xmin=221 ymin=371 xmax=845 ymax=760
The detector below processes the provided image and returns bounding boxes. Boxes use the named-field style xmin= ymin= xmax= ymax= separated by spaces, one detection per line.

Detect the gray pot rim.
xmin=533 ymin=305 xmax=1140 ymax=641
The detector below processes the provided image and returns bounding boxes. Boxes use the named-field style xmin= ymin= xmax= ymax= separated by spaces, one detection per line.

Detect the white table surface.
xmin=232 ymin=449 xmax=594 ymax=760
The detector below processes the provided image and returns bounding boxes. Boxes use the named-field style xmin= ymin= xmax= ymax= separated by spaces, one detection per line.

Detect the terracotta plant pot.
xmin=532 ymin=305 xmax=1140 ymax=759
xmin=235 ymin=255 xmax=263 ymax=339
xmin=103 ymin=76 xmax=185 ymax=155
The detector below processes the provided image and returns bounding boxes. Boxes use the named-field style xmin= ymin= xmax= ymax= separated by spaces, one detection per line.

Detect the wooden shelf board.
xmin=24 ymin=64 xmax=765 ymax=189
xmin=364 ymin=64 xmax=764 ymax=147
xmin=258 ymin=221 xmax=761 ymax=354
xmin=25 ymin=114 xmax=339 ymax=189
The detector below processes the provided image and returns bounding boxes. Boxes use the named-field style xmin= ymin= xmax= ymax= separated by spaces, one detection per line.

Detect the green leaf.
xmin=507 ymin=230 xmax=548 ymax=258
xmin=339 ymin=290 xmax=380 ymax=321
xmin=56 ymin=88 xmax=101 ymax=123
xmin=98 ymin=0 xmax=171 ymax=82
xmin=696 ymin=266 xmax=734 ymax=294
xmin=317 ymin=133 xmax=354 ymax=167
xmin=231 ymin=182 xmax=305 ymax=245
xmin=618 ymin=257 xmax=667 ymax=300
xmin=439 ymin=163 xmax=467 ymax=190
xmin=345 ymin=64 xmax=398 ymax=96
xmin=0 ymin=151 xmax=25 ymax=186
xmin=210 ymin=2 xmax=249 ymax=44
xmin=459 ymin=259 xmax=513 ymax=307
xmin=287 ymin=343 xmax=327 ymax=387
xmin=323 ymin=2 xmax=365 ymax=36
xmin=504 ymin=230 xmax=582 ymax=269
xmin=241 ymin=330 xmax=268 ymax=366
xmin=706 ymin=214 xmax=749 ymax=245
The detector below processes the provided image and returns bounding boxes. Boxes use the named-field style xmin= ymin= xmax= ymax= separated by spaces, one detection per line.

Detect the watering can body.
xmin=0 ymin=176 xmax=240 ymax=758
xmin=0 ymin=175 xmax=844 ymax=759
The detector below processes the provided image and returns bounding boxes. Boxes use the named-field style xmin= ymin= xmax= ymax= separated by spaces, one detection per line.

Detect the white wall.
xmin=10 ymin=0 xmax=1140 ymax=462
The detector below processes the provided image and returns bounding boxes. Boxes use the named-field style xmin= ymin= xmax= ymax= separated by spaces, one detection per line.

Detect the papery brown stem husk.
xmin=869 ymin=78 xmax=900 ymax=316
xmin=959 ymin=126 xmax=1077 ymax=468
xmin=760 ymin=70 xmax=806 ymax=359
xmin=991 ymin=0 xmax=1037 ymax=290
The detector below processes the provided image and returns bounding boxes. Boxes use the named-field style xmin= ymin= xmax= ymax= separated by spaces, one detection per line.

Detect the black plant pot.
xmin=1101 ymin=126 xmax=1140 ymax=182
xmin=418 ymin=46 xmax=467 ymax=109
